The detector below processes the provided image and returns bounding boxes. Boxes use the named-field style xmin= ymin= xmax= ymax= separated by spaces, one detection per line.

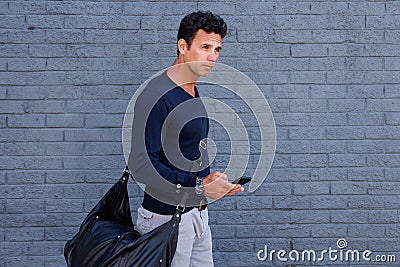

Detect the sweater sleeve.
xmin=129 ymin=95 xmax=197 ymax=188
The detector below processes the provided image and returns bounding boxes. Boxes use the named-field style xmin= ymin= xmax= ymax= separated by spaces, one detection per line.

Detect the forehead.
xmin=192 ymin=29 xmax=222 ymax=45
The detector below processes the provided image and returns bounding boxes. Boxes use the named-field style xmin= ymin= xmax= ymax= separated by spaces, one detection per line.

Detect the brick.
xmin=26 ymin=129 xmax=63 ymax=142
xmin=24 ymin=214 xmax=63 ymax=227
xmin=385 ymin=168 xmax=400 ymax=181
xmin=348 ymin=112 xmax=384 ymax=126
xmin=310 ymin=196 xmax=347 ymax=209
xmin=291 ymin=210 xmax=330 ymax=224
xmin=85 ymin=114 xmax=123 ymax=128
xmin=311 ymin=140 xmax=346 ymax=153
xmin=46 ymin=171 xmax=84 ymax=185
xmin=369 ymin=211 xmax=399 ymax=223
xmin=236 ymin=196 xmax=272 ymax=210
xmin=347 ymin=196 xmax=385 ymax=209
xmin=0 ymin=156 xmax=24 ymax=170
xmin=8 ymin=1 xmax=47 ymax=15
xmin=24 ymin=241 xmax=63 ymax=256
xmin=347 ymin=140 xmax=385 ymax=153
xmin=254 ymin=182 xmax=292 ymax=196
xmin=29 ymin=44 xmax=66 ymax=57
xmin=0 ymin=185 xmax=24 ymax=199
xmin=366 ymin=126 xmax=400 ymax=139
xmin=216 ymin=239 xmax=254 ymax=252
xmin=24 ymin=157 xmax=63 ymax=170
xmin=349 ymin=225 xmax=385 ymax=238
xmin=367 ymin=154 xmax=400 ymax=167
xmin=276 ymin=140 xmax=310 ymax=154
xmin=6 ymin=171 xmax=45 ymax=185
xmin=46 ymin=114 xmax=84 ymax=128
xmin=329 ymin=99 xmax=365 ymax=112
xmin=273 ymin=84 xmax=310 ymax=99
xmin=6 ymin=199 xmax=44 ymax=214
xmin=290 ymin=71 xmax=326 ymax=84
xmin=66 ymin=100 xmax=104 ymax=114
xmin=46 ymin=199 xmax=83 ymax=213
xmin=6 ymin=29 xmax=47 ymax=44
xmin=47 ymin=86 xmax=82 ymax=99
xmin=63 ymin=184 xmax=107 ymax=199
xmin=273 ymin=168 xmax=310 ymax=182
xmin=62 ymin=156 xmax=103 ymax=169
xmin=331 ymin=211 xmax=369 ymax=223
xmin=311 ymin=224 xmax=347 ymax=238
xmin=368 ymin=182 xmax=400 ymax=195
xmin=367 ymin=15 xmax=400 ymax=29
xmin=273 ymin=195 xmax=310 ymax=209
xmin=104 ymin=71 xmax=142 ymax=85
xmin=386 ymin=225 xmax=400 ymax=237
xmin=0 ymin=72 xmax=26 ymax=85
xmin=65 ymin=15 xmax=139 ymax=30
xmin=292 ymin=44 xmax=328 ymax=57
xmin=85 ymin=142 xmax=121 ymax=156
xmin=276 ymin=29 xmax=312 ymax=43
xmin=7 ymin=87 xmax=46 ymax=100
xmin=26 ymin=71 xmax=66 ymax=86
xmin=0 ymin=101 xmax=25 ymax=113
xmin=291 ymin=154 xmax=327 ymax=168
xmin=367 ymin=99 xmax=400 ymax=112
xmin=290 ymin=99 xmax=327 ymax=112
xmin=236 ymin=1 xmax=274 ymax=15
xmin=123 ymin=1 xmax=197 ymax=16
xmin=294 ymin=182 xmax=330 ymax=195
xmin=25 ymin=100 xmax=65 ymax=113
xmin=7 ymin=256 xmax=46 ymax=266
xmin=237 ymin=225 xmax=309 ymax=240
xmin=253 ymin=71 xmax=289 ymax=85
xmin=275 ymin=113 xmax=309 ymax=126
xmin=385 ymin=57 xmax=400 ymax=70
xmin=8 ymin=114 xmax=45 ymax=128
xmin=348 ymin=168 xmax=384 ymax=181
xmin=0 ymin=115 xmax=4 ymax=128
xmin=386 ymin=113 xmax=400 ymax=125
xmin=270 ymin=154 xmax=290 ymax=168
xmin=331 ymin=182 xmax=367 ymax=195
xmin=289 ymin=127 xmax=325 ymax=140
xmin=224 ymin=43 xmax=290 ymax=58
xmin=310 ymin=113 xmax=347 ymax=126
xmin=216 ymin=210 xmax=290 ymax=225
xmin=223 ymin=15 xmax=254 ymax=31
xmin=329 ymin=154 xmax=366 ymax=167
xmin=310 ymin=85 xmax=346 ymax=99
xmin=327 ymin=127 xmax=364 ymax=140
xmin=3 ymin=143 xmax=46 ymax=156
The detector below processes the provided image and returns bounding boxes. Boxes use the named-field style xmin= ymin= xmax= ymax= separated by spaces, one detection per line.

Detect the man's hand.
xmin=202 ymin=172 xmax=243 ymax=200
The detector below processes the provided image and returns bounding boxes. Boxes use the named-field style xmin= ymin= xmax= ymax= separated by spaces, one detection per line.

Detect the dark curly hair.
xmin=177 ymin=11 xmax=227 ymax=55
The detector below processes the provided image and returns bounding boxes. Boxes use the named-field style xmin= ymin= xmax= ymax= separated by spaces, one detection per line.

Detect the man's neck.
xmin=166 ymin=58 xmax=198 ymax=97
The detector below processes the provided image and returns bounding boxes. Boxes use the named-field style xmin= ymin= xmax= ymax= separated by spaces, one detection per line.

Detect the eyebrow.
xmin=201 ymin=42 xmax=222 ymax=51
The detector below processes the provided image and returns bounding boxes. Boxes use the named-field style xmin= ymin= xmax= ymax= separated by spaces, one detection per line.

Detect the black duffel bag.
xmin=64 ymin=168 xmax=182 ymax=267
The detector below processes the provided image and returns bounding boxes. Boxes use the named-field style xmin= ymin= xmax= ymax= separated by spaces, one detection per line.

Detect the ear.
xmin=178 ymin=39 xmax=187 ymax=55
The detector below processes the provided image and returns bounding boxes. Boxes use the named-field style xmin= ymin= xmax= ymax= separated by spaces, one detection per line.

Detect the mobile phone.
xmin=232 ymin=177 xmax=251 ymax=186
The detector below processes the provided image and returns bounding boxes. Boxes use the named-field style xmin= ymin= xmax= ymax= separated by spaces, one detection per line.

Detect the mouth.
xmin=202 ymin=64 xmax=214 ymax=69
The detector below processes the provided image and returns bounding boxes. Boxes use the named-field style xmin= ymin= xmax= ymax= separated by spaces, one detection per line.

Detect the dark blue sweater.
xmin=129 ymin=70 xmax=210 ymax=215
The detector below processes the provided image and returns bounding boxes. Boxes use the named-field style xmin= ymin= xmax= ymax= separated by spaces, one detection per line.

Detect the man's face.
xmin=180 ymin=29 xmax=223 ymax=77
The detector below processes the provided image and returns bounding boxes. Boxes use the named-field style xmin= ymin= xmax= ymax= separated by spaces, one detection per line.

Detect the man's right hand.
xmin=202 ymin=172 xmax=243 ymax=200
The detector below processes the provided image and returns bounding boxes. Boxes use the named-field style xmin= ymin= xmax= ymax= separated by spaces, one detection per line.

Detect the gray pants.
xmin=136 ymin=206 xmax=214 ymax=267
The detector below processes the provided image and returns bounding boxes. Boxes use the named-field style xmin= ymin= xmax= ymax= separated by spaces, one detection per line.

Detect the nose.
xmin=207 ymin=51 xmax=218 ymax=62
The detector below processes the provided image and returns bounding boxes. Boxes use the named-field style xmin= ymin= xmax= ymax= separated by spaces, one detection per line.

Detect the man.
xmin=128 ymin=11 xmax=243 ymax=266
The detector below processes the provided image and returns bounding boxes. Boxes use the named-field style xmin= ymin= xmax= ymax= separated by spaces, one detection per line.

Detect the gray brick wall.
xmin=1 ymin=1 xmax=400 ymax=266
